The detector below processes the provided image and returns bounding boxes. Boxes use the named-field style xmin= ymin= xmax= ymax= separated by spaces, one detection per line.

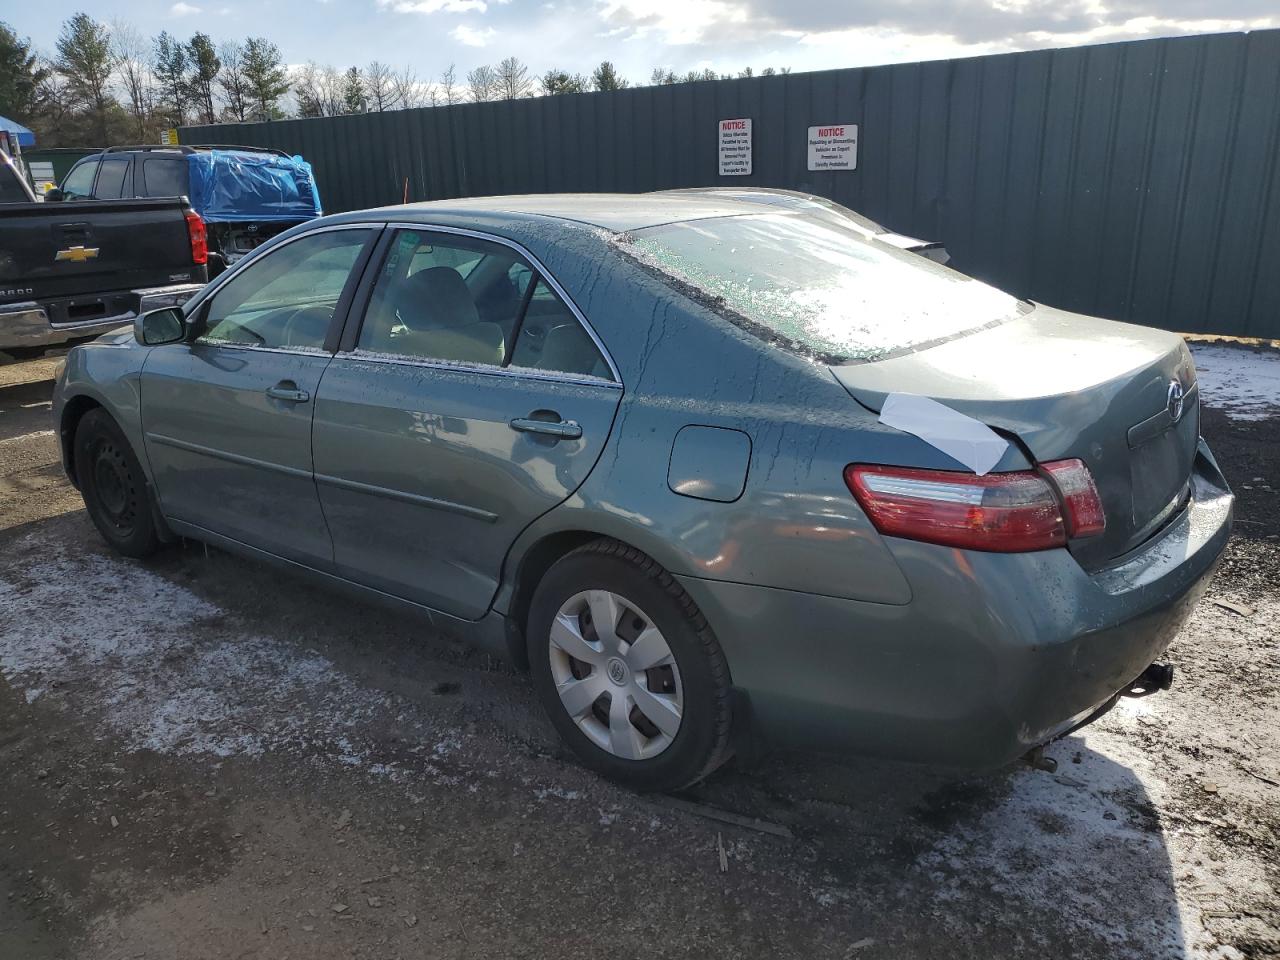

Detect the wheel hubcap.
xmin=548 ymin=589 xmax=683 ymax=761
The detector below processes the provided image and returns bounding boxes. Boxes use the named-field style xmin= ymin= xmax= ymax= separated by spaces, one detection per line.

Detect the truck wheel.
xmin=527 ymin=539 xmax=733 ymax=791
xmin=74 ymin=409 xmax=161 ymax=558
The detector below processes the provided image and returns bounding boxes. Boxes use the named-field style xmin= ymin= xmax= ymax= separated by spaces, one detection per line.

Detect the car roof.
xmin=371 ymin=193 xmax=772 ymax=233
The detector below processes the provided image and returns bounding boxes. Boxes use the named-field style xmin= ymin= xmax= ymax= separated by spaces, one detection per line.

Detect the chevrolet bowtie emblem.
xmin=55 ymin=245 xmax=100 ymax=263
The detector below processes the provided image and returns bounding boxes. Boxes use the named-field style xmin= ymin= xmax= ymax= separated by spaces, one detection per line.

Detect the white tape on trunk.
xmin=879 ymin=393 xmax=1010 ymax=476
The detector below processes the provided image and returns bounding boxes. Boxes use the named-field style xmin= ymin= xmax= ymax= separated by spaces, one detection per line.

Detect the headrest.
xmin=393 ymin=266 xmax=480 ymax=331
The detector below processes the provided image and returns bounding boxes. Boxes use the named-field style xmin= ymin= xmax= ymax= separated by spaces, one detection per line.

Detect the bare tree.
xmin=293 ymin=61 xmax=344 ymax=117
xmin=649 ymin=67 xmax=677 ymax=86
xmin=292 ymin=62 xmax=322 ymax=117
xmin=111 ymin=20 xmax=153 ymax=139
xmin=217 ymin=40 xmax=250 ymax=121
xmin=318 ymin=65 xmax=345 ymax=116
xmin=364 ymin=60 xmax=395 ymax=111
xmin=392 ymin=64 xmax=424 ymax=109
xmin=466 ymin=64 xmax=496 ymax=103
xmin=495 ymin=56 xmax=530 ymax=100
xmin=439 ymin=63 xmax=459 ymax=105
xmin=31 ymin=65 xmax=78 ymax=145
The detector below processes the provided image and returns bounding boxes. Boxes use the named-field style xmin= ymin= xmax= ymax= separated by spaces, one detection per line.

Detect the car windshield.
xmin=622 ymin=212 xmax=1026 ymax=363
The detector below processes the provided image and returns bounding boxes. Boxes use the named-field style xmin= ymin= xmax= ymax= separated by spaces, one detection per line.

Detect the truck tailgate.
xmin=0 ymin=198 xmax=204 ymax=303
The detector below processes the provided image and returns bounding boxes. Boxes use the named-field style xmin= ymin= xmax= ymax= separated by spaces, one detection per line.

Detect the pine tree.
xmin=54 ymin=13 xmax=114 ymax=143
xmin=591 ymin=61 xmax=628 ymax=92
xmin=242 ymin=37 xmax=289 ymax=120
xmin=186 ymin=32 xmax=221 ymax=125
xmin=343 ymin=67 xmax=366 ymax=114
xmin=0 ymin=21 xmax=47 ymax=122
xmin=152 ymin=31 xmax=188 ymax=126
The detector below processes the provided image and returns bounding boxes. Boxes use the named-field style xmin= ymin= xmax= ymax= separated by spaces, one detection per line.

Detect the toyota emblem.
xmin=1167 ymin=380 xmax=1185 ymax=423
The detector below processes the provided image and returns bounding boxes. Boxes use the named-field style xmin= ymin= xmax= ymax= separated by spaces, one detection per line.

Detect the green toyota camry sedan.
xmin=53 ymin=191 xmax=1233 ymax=790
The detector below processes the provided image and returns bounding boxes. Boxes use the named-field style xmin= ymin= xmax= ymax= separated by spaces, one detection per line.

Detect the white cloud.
xmin=593 ymin=0 xmax=1279 ymax=61
xmin=597 ymin=0 xmax=749 ymax=45
xmin=170 ymin=1 xmax=203 ymax=14
xmin=379 ymin=0 xmax=489 ymax=13
xmin=451 ymin=23 xmax=498 ymax=45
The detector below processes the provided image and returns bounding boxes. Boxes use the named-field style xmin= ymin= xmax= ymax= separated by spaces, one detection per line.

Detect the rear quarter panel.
xmin=497 ymin=228 xmax=957 ymax=608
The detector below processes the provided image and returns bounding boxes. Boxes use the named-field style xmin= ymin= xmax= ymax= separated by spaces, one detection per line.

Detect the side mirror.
xmin=135 ymin=306 xmax=186 ymax=346
xmin=43 ymin=188 xmax=66 ymax=202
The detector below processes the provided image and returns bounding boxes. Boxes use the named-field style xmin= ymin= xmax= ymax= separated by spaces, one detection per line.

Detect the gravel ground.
xmin=0 ymin=341 xmax=1277 ymax=960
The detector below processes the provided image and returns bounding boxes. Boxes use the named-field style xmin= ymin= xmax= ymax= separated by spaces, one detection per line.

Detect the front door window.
xmin=203 ymin=230 xmax=372 ymax=350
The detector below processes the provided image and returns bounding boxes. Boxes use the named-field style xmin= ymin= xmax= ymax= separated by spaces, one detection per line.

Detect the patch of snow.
xmin=533 ymin=786 xmax=582 ymax=802
xmin=913 ymin=705 xmax=1277 ymax=960
xmin=0 ymin=542 xmax=466 ymax=783
xmin=1189 ymin=343 xmax=1280 ymax=421
xmin=0 ymin=429 xmax=55 ymax=447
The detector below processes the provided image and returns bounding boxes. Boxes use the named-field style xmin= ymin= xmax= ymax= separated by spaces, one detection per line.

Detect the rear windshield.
xmin=621 ymin=212 xmax=1025 ymax=363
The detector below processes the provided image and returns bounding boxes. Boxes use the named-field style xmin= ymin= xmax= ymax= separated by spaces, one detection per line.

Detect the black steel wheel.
xmin=73 ymin=408 xmax=162 ymax=558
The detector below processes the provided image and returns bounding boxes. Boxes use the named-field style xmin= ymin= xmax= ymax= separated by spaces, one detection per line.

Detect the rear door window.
xmin=358 ymin=230 xmax=526 ymax=367
xmin=93 ymin=158 xmax=131 ymax=199
xmin=140 ymin=156 xmax=188 ymax=197
xmin=509 ymin=280 xmax=610 ymax=379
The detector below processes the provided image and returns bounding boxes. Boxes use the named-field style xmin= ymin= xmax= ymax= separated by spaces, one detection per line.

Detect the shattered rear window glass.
xmin=621 ymin=213 xmax=1025 ymax=363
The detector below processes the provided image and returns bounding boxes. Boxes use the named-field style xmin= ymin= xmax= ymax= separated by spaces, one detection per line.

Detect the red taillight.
xmin=185 ymin=211 xmax=208 ymax=266
xmin=844 ymin=461 xmax=1104 ymax=553
xmin=1041 ymin=458 xmax=1106 ymax=537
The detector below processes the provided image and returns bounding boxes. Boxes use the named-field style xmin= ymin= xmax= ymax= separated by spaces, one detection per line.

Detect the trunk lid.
xmin=831 ymin=305 xmax=1199 ymax=566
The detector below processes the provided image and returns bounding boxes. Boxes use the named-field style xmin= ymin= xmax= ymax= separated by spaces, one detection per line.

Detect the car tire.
xmin=74 ymin=408 xmax=162 ymax=559
xmin=528 ymin=538 xmax=733 ymax=791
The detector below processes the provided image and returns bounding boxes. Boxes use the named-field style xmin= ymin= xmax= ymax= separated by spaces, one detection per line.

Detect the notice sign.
xmin=807 ymin=123 xmax=858 ymax=171
xmin=718 ymin=118 xmax=752 ymax=176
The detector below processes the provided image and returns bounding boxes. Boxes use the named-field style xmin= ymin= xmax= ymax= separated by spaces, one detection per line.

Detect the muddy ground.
xmin=0 ymin=343 xmax=1277 ymax=960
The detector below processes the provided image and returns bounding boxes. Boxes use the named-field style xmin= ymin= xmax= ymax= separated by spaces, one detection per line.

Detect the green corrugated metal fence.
xmin=182 ymin=30 xmax=1280 ymax=338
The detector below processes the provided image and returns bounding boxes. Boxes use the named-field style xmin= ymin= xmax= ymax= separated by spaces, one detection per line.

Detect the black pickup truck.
xmin=0 ymin=151 xmax=207 ymax=357
xmin=53 ymin=144 xmax=322 ymax=277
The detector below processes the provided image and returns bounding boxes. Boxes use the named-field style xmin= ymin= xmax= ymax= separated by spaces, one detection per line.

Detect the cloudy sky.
xmin=9 ymin=0 xmax=1279 ymax=84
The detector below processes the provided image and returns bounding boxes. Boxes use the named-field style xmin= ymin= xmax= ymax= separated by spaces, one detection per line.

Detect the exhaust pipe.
xmin=1121 ymin=662 xmax=1174 ymax=698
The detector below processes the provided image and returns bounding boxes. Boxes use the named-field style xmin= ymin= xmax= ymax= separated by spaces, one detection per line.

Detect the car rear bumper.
xmin=676 ymin=442 xmax=1233 ymax=770
xmin=0 ymin=283 xmax=203 ymax=351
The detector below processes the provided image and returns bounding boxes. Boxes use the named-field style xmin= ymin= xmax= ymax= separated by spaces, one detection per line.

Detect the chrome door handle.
xmin=266 ymin=384 xmax=311 ymax=403
xmin=509 ymin=417 xmax=583 ymax=440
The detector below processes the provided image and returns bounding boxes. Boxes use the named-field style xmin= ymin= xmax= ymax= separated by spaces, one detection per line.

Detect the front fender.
xmin=54 ymin=333 xmax=152 ymax=486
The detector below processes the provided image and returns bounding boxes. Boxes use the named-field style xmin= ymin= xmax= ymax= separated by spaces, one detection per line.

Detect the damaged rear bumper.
xmin=676 ymin=442 xmax=1233 ymax=769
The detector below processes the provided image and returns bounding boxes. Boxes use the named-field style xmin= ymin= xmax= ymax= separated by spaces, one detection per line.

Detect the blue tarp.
xmin=187 ymin=150 xmax=322 ymax=223
xmin=0 ymin=115 xmax=36 ymax=147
